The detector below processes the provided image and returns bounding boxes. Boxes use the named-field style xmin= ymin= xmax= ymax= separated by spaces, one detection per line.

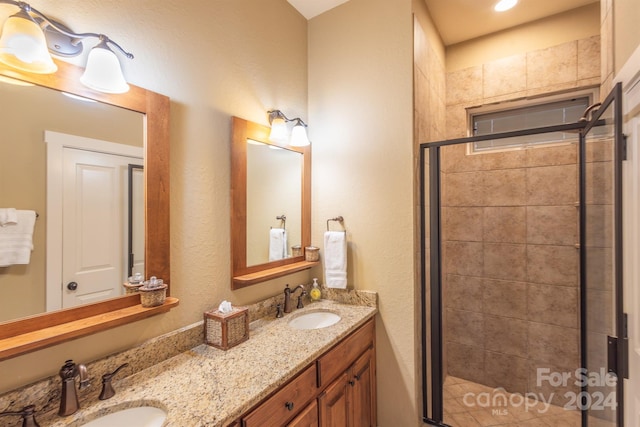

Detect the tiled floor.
xmin=443 ymin=376 xmax=589 ymax=427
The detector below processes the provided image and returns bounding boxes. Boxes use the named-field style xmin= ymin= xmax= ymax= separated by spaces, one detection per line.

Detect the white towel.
xmin=324 ymin=231 xmax=347 ymax=289
xmin=269 ymin=228 xmax=288 ymax=261
xmin=0 ymin=208 xmax=18 ymax=227
xmin=0 ymin=210 xmax=36 ymax=267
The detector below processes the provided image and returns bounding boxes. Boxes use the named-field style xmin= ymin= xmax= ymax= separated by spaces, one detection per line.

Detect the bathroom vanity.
xmin=4 ymin=297 xmax=377 ymax=427
xmin=238 ymin=317 xmax=375 ymax=427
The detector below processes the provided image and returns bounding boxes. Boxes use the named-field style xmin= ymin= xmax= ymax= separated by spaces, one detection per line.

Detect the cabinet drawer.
xmin=287 ymin=399 xmax=318 ymax=427
xmin=317 ymin=319 xmax=374 ymax=388
xmin=243 ymin=364 xmax=318 ymax=427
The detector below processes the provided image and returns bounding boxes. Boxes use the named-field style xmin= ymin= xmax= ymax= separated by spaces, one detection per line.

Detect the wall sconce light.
xmin=0 ymin=0 xmax=133 ymax=93
xmin=267 ymin=110 xmax=310 ymax=146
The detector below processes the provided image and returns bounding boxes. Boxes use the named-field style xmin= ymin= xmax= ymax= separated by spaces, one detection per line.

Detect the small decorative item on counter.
xmin=123 ymin=272 xmax=145 ymax=294
xmin=305 ymin=246 xmax=319 ymax=262
xmin=139 ymin=276 xmax=167 ymax=307
xmin=309 ymin=277 xmax=322 ymax=301
xmin=204 ymin=300 xmax=249 ymax=350
xmin=291 ymin=245 xmax=302 ymax=257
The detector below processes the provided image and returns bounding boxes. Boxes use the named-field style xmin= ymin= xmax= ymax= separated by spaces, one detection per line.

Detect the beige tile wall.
xmin=414 ymin=13 xmax=447 ymax=379
xmin=441 ymin=36 xmax=601 ymax=406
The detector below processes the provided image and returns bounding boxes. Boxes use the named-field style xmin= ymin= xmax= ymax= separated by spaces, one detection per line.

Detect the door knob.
xmin=67 ymin=282 xmax=78 ymax=291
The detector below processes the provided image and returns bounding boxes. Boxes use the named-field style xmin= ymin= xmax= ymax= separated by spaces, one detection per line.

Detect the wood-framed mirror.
xmin=231 ymin=116 xmax=315 ymax=289
xmin=0 ymin=58 xmax=175 ymax=360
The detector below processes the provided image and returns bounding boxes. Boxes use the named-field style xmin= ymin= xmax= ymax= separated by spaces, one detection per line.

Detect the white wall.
xmin=308 ymin=0 xmax=418 ymax=424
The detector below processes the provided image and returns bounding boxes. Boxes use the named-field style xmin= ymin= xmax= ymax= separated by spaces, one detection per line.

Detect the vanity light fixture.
xmin=267 ymin=110 xmax=310 ymax=146
xmin=0 ymin=0 xmax=133 ymax=93
xmin=494 ymin=0 xmax=518 ymax=12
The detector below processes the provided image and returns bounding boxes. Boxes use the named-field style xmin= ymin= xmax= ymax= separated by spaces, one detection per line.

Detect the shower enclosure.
xmin=420 ymin=83 xmax=627 ymax=427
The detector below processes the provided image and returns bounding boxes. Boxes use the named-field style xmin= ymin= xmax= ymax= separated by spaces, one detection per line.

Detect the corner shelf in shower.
xmin=233 ymin=260 xmax=320 ymax=287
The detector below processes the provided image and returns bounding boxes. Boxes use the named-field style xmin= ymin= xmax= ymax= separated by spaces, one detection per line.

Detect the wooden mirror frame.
xmin=0 ymin=59 xmax=176 ymax=360
xmin=231 ymin=117 xmax=315 ymax=289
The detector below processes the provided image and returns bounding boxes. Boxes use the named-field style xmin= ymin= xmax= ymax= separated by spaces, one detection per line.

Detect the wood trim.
xmin=144 ymin=91 xmax=171 ymax=290
xmin=0 ymin=298 xmax=179 ymax=361
xmin=233 ymin=261 xmax=320 ymax=288
xmin=230 ymin=117 xmax=312 ymax=289
xmin=0 ymin=56 xmax=175 ymax=359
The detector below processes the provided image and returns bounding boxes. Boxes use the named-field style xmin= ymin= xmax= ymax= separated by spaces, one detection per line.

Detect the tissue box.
xmin=204 ymin=306 xmax=249 ymax=350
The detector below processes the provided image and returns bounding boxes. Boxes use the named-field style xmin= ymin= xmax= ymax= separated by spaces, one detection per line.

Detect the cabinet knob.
xmin=355 ymin=374 xmax=361 ymax=380
xmin=67 ymin=281 xmax=78 ymax=291
xmin=285 ymin=401 xmax=294 ymax=411
xmin=349 ymin=380 xmax=355 ymax=386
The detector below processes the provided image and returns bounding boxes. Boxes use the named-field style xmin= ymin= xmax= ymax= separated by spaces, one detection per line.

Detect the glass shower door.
xmin=580 ymin=82 xmax=626 ymax=427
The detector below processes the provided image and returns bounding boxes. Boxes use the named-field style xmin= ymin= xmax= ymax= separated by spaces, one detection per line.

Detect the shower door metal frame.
xmin=419 ymin=121 xmax=588 ymax=426
xmin=579 ymin=81 xmax=627 ymax=427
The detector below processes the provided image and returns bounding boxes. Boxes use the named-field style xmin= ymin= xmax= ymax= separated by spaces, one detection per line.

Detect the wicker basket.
xmin=204 ymin=306 xmax=249 ymax=350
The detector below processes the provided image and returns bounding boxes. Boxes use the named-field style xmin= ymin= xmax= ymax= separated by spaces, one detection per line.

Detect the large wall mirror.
xmin=231 ymin=117 xmax=313 ymax=289
xmin=0 ymin=59 xmax=172 ymax=360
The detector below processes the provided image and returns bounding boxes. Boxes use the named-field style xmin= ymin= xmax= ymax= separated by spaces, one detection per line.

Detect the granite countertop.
xmin=40 ymin=299 xmax=377 ymax=427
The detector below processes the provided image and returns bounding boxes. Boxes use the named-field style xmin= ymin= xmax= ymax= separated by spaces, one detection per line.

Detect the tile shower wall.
xmin=413 ymin=10 xmax=447 ymax=378
xmin=441 ymin=37 xmax=600 ymax=406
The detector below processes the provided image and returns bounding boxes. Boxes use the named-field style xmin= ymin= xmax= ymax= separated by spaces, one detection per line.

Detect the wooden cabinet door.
xmin=287 ymin=400 xmax=318 ymax=427
xmin=350 ymin=348 xmax=376 ymax=427
xmin=318 ymin=371 xmax=349 ymax=427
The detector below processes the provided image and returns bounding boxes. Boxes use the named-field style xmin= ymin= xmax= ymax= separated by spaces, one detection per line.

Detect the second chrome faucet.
xmin=283 ymin=284 xmax=307 ymax=313
xmin=58 ymin=360 xmax=89 ymax=416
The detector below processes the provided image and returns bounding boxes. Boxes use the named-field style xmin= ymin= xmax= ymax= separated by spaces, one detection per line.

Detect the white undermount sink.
xmin=80 ymin=406 xmax=167 ymax=427
xmin=288 ymin=311 xmax=341 ymax=330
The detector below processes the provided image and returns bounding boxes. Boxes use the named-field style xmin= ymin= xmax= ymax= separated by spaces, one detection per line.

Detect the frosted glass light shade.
xmin=80 ymin=45 xmax=129 ymax=94
xmin=290 ymin=123 xmax=310 ymax=146
xmin=0 ymin=11 xmax=57 ymax=74
xmin=269 ymin=117 xmax=288 ymax=143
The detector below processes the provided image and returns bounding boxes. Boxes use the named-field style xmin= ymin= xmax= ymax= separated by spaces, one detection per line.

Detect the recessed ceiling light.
xmin=494 ymin=0 xmax=518 ymax=12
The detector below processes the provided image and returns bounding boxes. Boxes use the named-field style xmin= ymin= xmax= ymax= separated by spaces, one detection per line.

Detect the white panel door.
xmin=624 ymin=114 xmax=640 ymax=427
xmin=619 ymin=47 xmax=640 ymax=427
xmin=62 ymin=148 xmax=140 ymax=308
xmin=130 ymin=166 xmax=145 ymax=277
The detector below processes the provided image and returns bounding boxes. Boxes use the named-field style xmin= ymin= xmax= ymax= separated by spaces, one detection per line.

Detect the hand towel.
xmin=0 ymin=210 xmax=36 ymax=267
xmin=0 ymin=208 xmax=18 ymax=226
xmin=269 ymin=228 xmax=288 ymax=261
xmin=324 ymin=231 xmax=347 ymax=289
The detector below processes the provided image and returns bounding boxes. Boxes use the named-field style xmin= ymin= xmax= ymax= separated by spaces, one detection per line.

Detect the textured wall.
xmin=0 ymin=0 xmax=309 ymax=393
xmin=308 ymin=0 xmax=416 ymax=424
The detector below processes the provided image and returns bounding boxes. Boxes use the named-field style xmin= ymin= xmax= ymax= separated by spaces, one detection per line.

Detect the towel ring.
xmin=276 ymin=214 xmax=286 ymax=230
xmin=326 ymin=216 xmax=345 ymax=233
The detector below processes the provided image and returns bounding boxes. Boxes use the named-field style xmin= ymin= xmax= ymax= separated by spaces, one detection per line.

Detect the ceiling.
xmin=287 ymin=0 xmax=350 ymax=19
xmin=424 ymin=0 xmax=600 ymax=46
xmin=287 ymin=0 xmax=599 ymax=45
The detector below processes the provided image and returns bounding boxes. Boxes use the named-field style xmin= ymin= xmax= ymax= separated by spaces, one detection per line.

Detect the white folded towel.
xmin=324 ymin=231 xmax=347 ymax=289
xmin=0 ymin=210 xmax=37 ymax=267
xmin=0 ymin=208 xmax=18 ymax=227
xmin=269 ymin=228 xmax=288 ymax=261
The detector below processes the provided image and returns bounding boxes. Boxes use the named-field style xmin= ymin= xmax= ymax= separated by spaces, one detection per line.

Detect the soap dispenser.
xmin=309 ymin=278 xmax=322 ymax=301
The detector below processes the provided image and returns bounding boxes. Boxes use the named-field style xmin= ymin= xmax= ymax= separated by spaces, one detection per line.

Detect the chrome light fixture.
xmin=0 ymin=0 xmax=133 ymax=93
xmin=267 ymin=110 xmax=310 ymax=146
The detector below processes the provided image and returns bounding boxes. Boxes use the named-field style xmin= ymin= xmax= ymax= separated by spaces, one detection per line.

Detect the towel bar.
xmin=274 ymin=214 xmax=286 ymax=230
xmin=326 ymin=216 xmax=345 ymax=232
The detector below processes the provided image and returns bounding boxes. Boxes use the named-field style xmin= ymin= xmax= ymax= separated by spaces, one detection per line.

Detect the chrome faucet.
xmin=283 ymin=284 xmax=307 ymax=313
xmin=0 ymin=405 xmax=40 ymax=427
xmin=99 ymin=363 xmax=129 ymax=400
xmin=58 ymin=360 xmax=89 ymax=416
